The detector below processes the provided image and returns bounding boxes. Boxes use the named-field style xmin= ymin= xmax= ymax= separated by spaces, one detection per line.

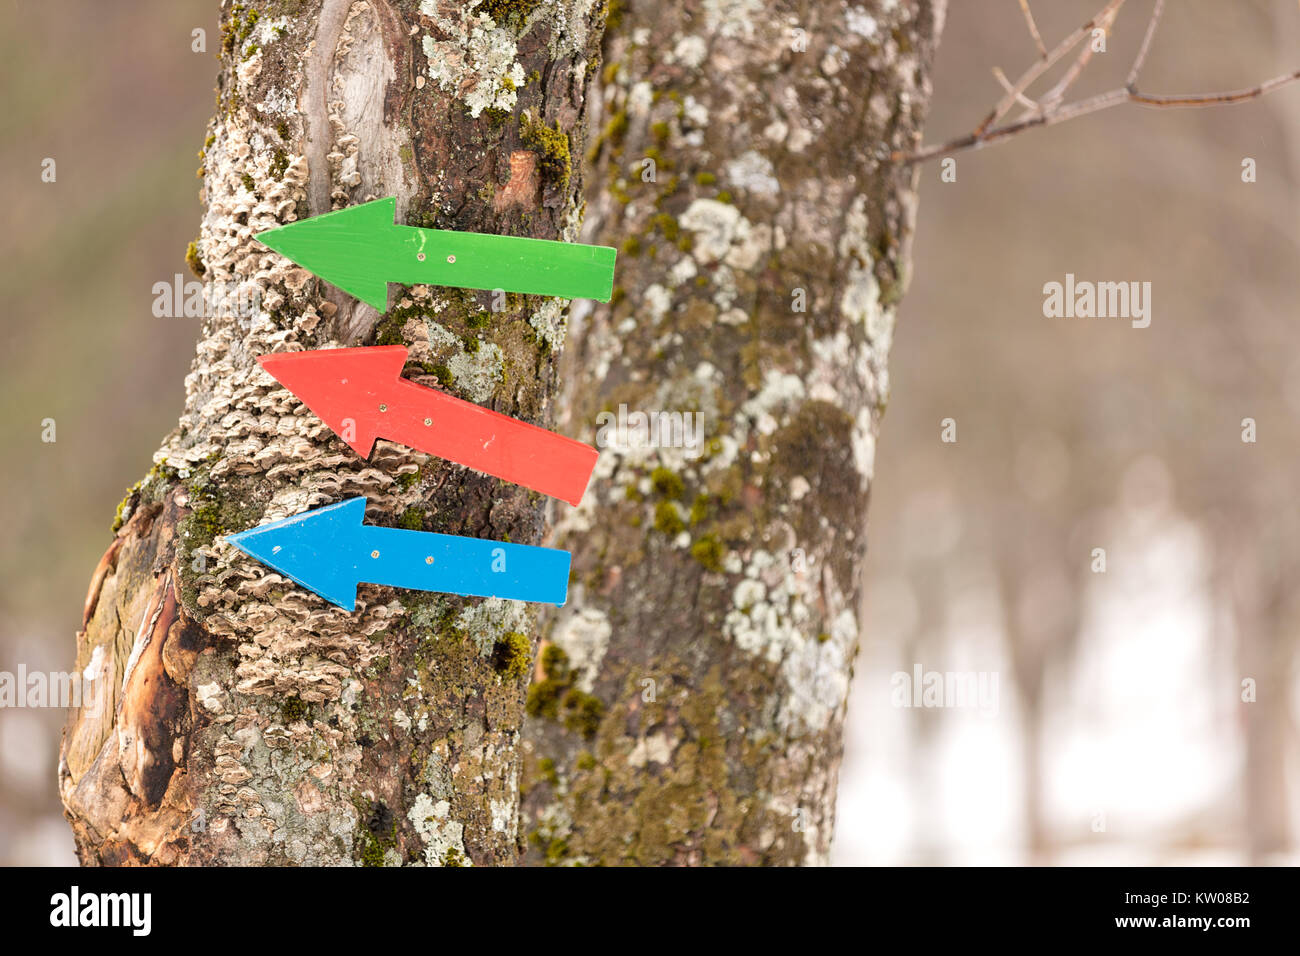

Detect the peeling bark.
xmin=61 ymin=0 xmax=606 ymax=866
xmin=519 ymin=0 xmax=945 ymax=865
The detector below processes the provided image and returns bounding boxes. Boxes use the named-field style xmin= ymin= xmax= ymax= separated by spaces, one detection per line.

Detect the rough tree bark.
xmin=519 ymin=0 xmax=945 ymax=864
xmin=60 ymin=0 xmax=608 ymax=865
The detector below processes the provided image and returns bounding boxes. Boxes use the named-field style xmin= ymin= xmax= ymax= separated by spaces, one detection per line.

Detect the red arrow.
xmin=258 ymin=346 xmax=597 ymax=506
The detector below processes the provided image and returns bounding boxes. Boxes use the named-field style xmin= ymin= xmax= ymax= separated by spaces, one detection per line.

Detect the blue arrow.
xmin=225 ymin=497 xmax=569 ymax=611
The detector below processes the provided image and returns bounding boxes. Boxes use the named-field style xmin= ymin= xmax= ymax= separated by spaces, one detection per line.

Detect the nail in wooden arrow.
xmin=226 ymin=497 xmax=570 ymax=611
xmin=258 ymin=346 xmax=598 ymax=506
xmin=255 ymin=197 xmax=616 ymax=309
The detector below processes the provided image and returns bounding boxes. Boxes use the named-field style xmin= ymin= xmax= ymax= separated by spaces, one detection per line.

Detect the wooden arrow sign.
xmin=226 ymin=496 xmax=570 ymax=610
xmin=258 ymin=346 xmax=597 ymax=506
xmin=255 ymin=197 xmax=616 ymax=308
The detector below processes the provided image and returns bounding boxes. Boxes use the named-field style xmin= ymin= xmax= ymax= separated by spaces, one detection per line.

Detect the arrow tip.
xmin=255 ymin=198 xmax=397 ymax=309
xmin=226 ymin=496 xmax=369 ymax=611
xmin=257 ymin=346 xmax=409 ymax=457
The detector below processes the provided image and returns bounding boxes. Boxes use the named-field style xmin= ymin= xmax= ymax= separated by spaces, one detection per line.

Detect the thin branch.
xmin=1018 ymin=0 xmax=1047 ymax=58
xmin=1125 ymin=0 xmax=1165 ymax=88
xmin=1130 ymin=68 xmax=1300 ymax=107
xmin=895 ymin=69 xmax=1300 ymax=164
xmin=1039 ymin=2 xmax=1122 ymax=107
xmin=992 ymin=66 xmax=1040 ymax=110
xmin=894 ymin=1 xmax=1300 ymax=165
xmin=901 ymin=89 xmax=1129 ymax=164
xmin=973 ymin=0 xmax=1126 ymax=136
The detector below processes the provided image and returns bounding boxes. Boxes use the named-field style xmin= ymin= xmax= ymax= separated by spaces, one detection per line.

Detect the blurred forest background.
xmin=1 ymin=0 xmax=1296 ymax=865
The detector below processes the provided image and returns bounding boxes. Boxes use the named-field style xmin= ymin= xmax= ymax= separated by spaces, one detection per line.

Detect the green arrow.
xmin=255 ymin=197 xmax=616 ymax=309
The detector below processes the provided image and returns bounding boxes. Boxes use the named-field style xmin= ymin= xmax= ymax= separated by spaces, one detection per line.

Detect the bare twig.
xmin=1129 ymin=68 xmax=1300 ymax=107
xmin=902 ymin=89 xmax=1129 ymax=164
xmin=1039 ymin=2 xmax=1122 ymax=107
xmin=897 ymin=70 xmax=1300 ymax=163
xmin=1018 ymin=0 xmax=1047 ymax=58
xmin=894 ymin=1 xmax=1300 ymax=164
xmin=1125 ymin=0 xmax=1165 ymax=88
xmin=992 ymin=66 xmax=1040 ymax=110
xmin=973 ymin=0 xmax=1126 ymax=136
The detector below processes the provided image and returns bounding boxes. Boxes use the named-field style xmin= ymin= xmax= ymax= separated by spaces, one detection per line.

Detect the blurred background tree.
xmin=835 ymin=0 xmax=1299 ymax=865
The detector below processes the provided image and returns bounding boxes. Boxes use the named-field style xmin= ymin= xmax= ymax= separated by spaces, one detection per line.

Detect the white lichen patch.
xmin=643 ymin=283 xmax=672 ymax=323
xmin=490 ymin=798 xmax=513 ymax=833
xmin=445 ymin=342 xmax=504 ymax=404
xmin=542 ymin=0 xmax=599 ymax=58
xmin=678 ymin=198 xmax=770 ymax=271
xmin=258 ymin=85 xmax=298 ymax=116
xmin=725 ymin=149 xmax=779 ymax=197
xmin=679 ymin=199 xmax=747 ymax=264
xmin=412 ymin=313 xmax=454 ymax=348
xmin=702 ymin=0 xmax=763 ymax=40
xmin=836 ymin=195 xmax=892 ymax=346
xmin=254 ymin=14 xmax=290 ymax=46
xmin=237 ymin=48 xmax=263 ymax=85
xmin=667 ymin=256 xmax=697 ymax=287
xmin=724 ymin=577 xmax=806 ymax=664
xmin=669 ymin=35 xmax=708 ymax=69
xmin=739 ymin=369 xmax=804 ymax=436
xmin=850 ymin=407 xmax=876 ymax=483
xmin=419 ymin=318 xmax=504 ymax=404
xmin=682 ymin=94 xmax=709 ymax=129
xmin=627 ymin=731 xmax=675 ymax=768
xmin=530 ymin=297 xmax=569 ymax=351
xmin=549 ymin=607 xmax=611 ymax=692
xmin=196 ymin=682 xmax=226 ymax=715
xmin=842 ymin=264 xmax=888 ymax=341
xmin=774 ymin=608 xmax=856 ymax=738
xmin=627 ymin=80 xmax=654 ymax=119
xmin=562 ymin=198 xmax=585 ymax=244
xmin=821 ymin=44 xmax=850 ymax=77
xmin=408 ymin=792 xmax=471 ymax=866
xmin=701 ymin=434 xmax=739 ymax=475
xmin=846 ymin=6 xmax=878 ymax=38
xmin=456 ymin=597 xmax=529 ymax=658
xmin=722 ymin=551 xmax=859 ymax=738
xmin=420 ymin=1 xmax=526 ymax=118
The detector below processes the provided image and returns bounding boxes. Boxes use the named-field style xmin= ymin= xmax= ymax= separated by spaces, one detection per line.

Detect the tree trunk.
xmin=519 ymin=0 xmax=946 ymax=865
xmin=1228 ymin=536 xmax=1293 ymax=862
xmin=60 ymin=0 xmax=606 ymax=866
